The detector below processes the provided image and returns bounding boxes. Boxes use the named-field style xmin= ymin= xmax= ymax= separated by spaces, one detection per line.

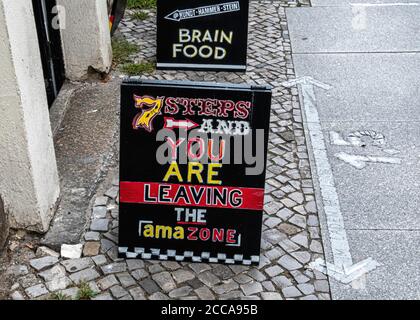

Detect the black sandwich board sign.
xmin=156 ymin=0 xmax=249 ymax=71
xmin=118 ymin=79 xmax=271 ymax=265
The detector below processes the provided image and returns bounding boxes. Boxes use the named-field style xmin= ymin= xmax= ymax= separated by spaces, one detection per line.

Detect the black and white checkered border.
xmin=118 ymin=247 xmax=260 ymax=265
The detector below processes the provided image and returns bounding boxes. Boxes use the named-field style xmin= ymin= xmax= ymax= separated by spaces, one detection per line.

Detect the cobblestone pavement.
xmin=3 ymin=0 xmax=332 ymax=300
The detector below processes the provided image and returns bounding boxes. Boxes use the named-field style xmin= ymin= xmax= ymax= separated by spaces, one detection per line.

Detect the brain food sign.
xmin=156 ymin=0 xmax=249 ymax=71
xmin=118 ymin=79 xmax=271 ymax=265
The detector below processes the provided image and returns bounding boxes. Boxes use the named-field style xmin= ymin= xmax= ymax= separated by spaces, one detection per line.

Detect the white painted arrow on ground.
xmin=282 ymin=76 xmax=381 ymax=286
xmin=335 ymin=152 xmax=402 ymax=169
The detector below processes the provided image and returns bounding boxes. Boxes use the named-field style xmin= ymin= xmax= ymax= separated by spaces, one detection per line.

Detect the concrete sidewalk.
xmin=286 ymin=1 xmax=420 ymax=299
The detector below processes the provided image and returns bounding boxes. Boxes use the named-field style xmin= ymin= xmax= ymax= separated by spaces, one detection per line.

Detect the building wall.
xmin=0 ymin=0 xmax=112 ymax=237
xmin=57 ymin=0 xmax=112 ymax=80
xmin=0 ymin=0 xmax=60 ymax=233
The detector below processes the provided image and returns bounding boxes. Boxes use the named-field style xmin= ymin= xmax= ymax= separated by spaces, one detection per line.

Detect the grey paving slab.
xmin=312 ymin=0 xmax=420 ymax=6
xmin=322 ymin=120 xmax=420 ymax=230
xmin=330 ymin=230 xmax=420 ymax=300
xmin=288 ymin=3 xmax=419 ymax=299
xmin=292 ymin=54 xmax=420 ymax=232
xmin=292 ymin=53 xmax=420 ymax=122
xmin=286 ymin=6 xmax=420 ymax=53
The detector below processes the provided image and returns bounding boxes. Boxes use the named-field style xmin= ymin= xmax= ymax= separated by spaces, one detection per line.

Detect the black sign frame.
xmin=118 ymin=79 xmax=272 ymax=265
xmin=156 ymin=0 xmax=249 ymax=71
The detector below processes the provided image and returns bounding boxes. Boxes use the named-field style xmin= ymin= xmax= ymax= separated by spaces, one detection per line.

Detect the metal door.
xmin=32 ymin=0 xmax=65 ymax=107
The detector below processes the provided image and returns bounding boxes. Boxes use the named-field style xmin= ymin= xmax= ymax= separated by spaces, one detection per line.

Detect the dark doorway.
xmin=32 ymin=0 xmax=65 ymax=108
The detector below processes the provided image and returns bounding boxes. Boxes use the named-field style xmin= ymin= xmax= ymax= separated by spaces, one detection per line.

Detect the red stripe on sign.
xmin=177 ymin=221 xmax=206 ymax=226
xmin=119 ymin=181 xmax=264 ymax=211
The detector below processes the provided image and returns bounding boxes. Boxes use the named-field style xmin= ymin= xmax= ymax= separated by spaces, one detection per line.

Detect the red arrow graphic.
xmin=164 ymin=117 xmax=199 ymax=130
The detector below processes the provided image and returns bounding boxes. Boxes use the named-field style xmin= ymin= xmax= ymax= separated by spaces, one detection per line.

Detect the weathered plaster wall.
xmin=0 ymin=0 xmax=60 ymax=233
xmin=57 ymin=0 xmax=112 ymax=80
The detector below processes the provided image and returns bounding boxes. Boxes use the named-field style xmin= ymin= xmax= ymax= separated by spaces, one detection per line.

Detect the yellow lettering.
xmin=179 ymin=29 xmax=191 ymax=42
xmin=133 ymin=96 xmax=164 ymax=132
xmin=163 ymin=162 xmax=183 ymax=182
xmin=173 ymin=226 xmax=185 ymax=239
xmin=220 ymin=31 xmax=233 ymax=44
xmin=188 ymin=162 xmax=204 ymax=183
xmin=207 ymin=163 xmax=222 ymax=185
xmin=143 ymin=224 xmax=154 ymax=237
xmin=155 ymin=225 xmax=172 ymax=239
xmin=191 ymin=29 xmax=201 ymax=43
xmin=173 ymin=43 xmax=183 ymax=57
xmin=202 ymin=30 xmax=212 ymax=42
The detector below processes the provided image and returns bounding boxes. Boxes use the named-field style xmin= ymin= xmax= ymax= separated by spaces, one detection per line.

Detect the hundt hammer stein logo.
xmin=165 ymin=1 xmax=240 ymax=22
